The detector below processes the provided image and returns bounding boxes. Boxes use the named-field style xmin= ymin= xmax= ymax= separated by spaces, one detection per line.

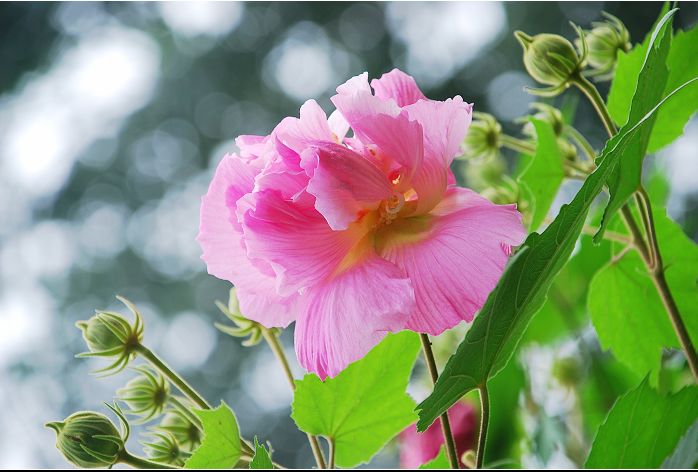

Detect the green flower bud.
xmin=464 ymin=154 xmax=507 ymax=192
xmin=76 ymin=296 xmax=144 ymax=375
xmin=515 ymin=31 xmax=585 ymax=96
xmin=521 ymin=103 xmax=566 ymax=138
xmin=156 ymin=410 xmax=202 ymax=451
xmin=118 ymin=367 xmax=170 ymax=422
xmin=460 ymin=112 xmax=502 ymax=161
xmin=143 ymin=432 xmax=190 ymax=467
xmin=577 ymin=12 xmax=631 ymax=80
xmin=46 ymin=411 xmax=125 ymax=468
xmin=215 ymin=288 xmax=276 ymax=346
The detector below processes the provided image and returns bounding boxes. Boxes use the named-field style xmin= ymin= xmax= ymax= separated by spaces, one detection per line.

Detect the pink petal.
xmin=400 ymin=402 xmax=477 ymax=468
xmin=371 ymin=69 xmax=427 ymax=107
xmin=336 ymin=72 xmax=372 ymax=95
xmin=301 ymin=142 xmax=393 ymax=230
xmin=328 ymin=109 xmax=350 ymax=142
xmin=274 ymin=100 xmax=334 ymax=154
xmin=294 ymin=255 xmax=415 ymax=379
xmin=197 ymin=154 xmax=295 ymax=328
xmin=403 ymin=97 xmax=473 ymax=215
xmin=378 ymin=187 xmax=525 ymax=335
xmin=241 ymin=189 xmax=367 ymax=296
xmin=349 ymin=110 xmax=424 ymax=190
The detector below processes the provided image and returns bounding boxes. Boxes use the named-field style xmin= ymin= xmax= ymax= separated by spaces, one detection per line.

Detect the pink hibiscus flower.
xmin=197 ymin=69 xmax=526 ymax=379
xmin=399 ymin=401 xmax=478 ymax=468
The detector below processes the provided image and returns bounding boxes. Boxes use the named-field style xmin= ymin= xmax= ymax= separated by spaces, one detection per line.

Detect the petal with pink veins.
xmin=274 ymin=100 xmax=335 ymax=154
xmin=377 ymin=188 xmax=525 ymax=335
xmin=371 ymin=68 xmax=427 ymax=107
xmin=301 ymin=142 xmax=393 ymax=230
xmin=294 ymin=254 xmax=415 ymax=379
xmin=241 ymin=189 xmax=369 ymax=296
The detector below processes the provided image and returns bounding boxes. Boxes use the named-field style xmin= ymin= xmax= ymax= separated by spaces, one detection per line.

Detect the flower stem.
xmin=476 ymin=385 xmax=490 ymax=469
xmin=137 ymin=345 xmax=211 ymax=411
xmin=328 ymin=438 xmax=336 ymax=469
xmin=500 ymin=134 xmax=536 ymax=155
xmin=169 ymin=395 xmax=203 ymax=431
xmin=120 ymin=451 xmax=178 ymax=469
xmin=573 ymin=75 xmax=698 ymax=383
xmin=419 ymin=333 xmax=460 ymax=469
xmin=261 ymin=328 xmax=327 ymax=469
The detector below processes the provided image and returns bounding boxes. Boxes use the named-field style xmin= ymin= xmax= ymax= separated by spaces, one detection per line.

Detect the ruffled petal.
xmin=197 ymin=154 xmax=295 ymax=328
xmin=294 ymin=255 xmax=415 ymax=379
xmin=241 ymin=189 xmax=367 ymax=296
xmin=301 ymin=142 xmax=393 ymax=230
xmin=377 ymin=187 xmax=525 ymax=335
xmin=371 ymin=69 xmax=427 ymax=107
xmin=403 ymin=97 xmax=473 ymax=215
xmin=274 ymin=100 xmax=335 ymax=154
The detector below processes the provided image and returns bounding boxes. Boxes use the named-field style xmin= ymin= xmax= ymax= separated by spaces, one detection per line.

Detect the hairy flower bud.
xmin=215 ymin=288 xmax=276 ymax=346
xmin=46 ymin=412 xmax=124 ymax=468
xmin=460 ymin=112 xmax=502 ymax=161
xmin=515 ymin=31 xmax=585 ymax=96
xmin=577 ymin=12 xmax=631 ymax=80
xmin=156 ymin=410 xmax=202 ymax=451
xmin=521 ymin=103 xmax=566 ymax=138
xmin=143 ymin=432 xmax=190 ymax=467
xmin=118 ymin=367 xmax=170 ymax=421
xmin=76 ymin=296 xmax=144 ymax=374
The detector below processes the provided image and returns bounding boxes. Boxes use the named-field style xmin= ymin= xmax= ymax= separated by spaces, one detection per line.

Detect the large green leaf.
xmin=291 ymin=332 xmax=420 ymax=468
xmin=585 ymin=379 xmax=698 ymax=468
xmin=589 ymin=208 xmax=698 ymax=383
xmin=184 ymin=402 xmax=241 ymax=469
xmin=662 ymin=420 xmax=698 ymax=469
xmin=415 ymin=72 xmax=697 ymax=432
xmin=517 ymin=118 xmax=565 ymax=231
xmin=597 ymin=8 xmax=675 ymax=240
xmin=608 ymin=11 xmax=698 ymax=153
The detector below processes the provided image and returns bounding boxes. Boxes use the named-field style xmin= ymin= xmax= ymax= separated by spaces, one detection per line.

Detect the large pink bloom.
xmin=198 ymin=69 xmax=526 ymax=379
xmin=399 ymin=402 xmax=478 ymax=468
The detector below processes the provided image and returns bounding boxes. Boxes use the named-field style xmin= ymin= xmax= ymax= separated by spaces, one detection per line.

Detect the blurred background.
xmin=0 ymin=1 xmax=696 ymax=468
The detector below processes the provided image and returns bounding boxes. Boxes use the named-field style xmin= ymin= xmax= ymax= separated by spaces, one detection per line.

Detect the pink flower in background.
xmin=197 ymin=69 xmax=525 ymax=379
xmin=400 ymin=402 xmax=478 ymax=468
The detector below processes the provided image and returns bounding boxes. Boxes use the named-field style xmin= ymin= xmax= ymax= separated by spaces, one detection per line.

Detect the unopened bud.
xmin=156 ymin=410 xmax=202 ymax=451
xmin=515 ymin=31 xmax=584 ymax=95
xmin=46 ymin=411 xmax=124 ymax=468
xmin=577 ymin=12 xmax=631 ymax=80
xmin=143 ymin=432 xmax=190 ymax=467
xmin=460 ymin=112 xmax=502 ymax=161
xmin=215 ymin=288 xmax=275 ymax=346
xmin=118 ymin=367 xmax=170 ymax=422
xmin=521 ymin=103 xmax=565 ymax=138
xmin=76 ymin=296 xmax=144 ymax=375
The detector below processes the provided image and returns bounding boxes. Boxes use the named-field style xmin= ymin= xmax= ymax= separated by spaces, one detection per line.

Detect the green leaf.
xmin=415 ymin=64 xmax=695 ymax=432
xmin=585 ymin=378 xmax=698 ymax=468
xmin=291 ymin=332 xmax=420 ymax=468
xmin=608 ymin=11 xmax=698 ymax=153
xmin=249 ymin=436 xmax=273 ymax=469
xmin=589 ymin=208 xmax=698 ymax=382
xmin=662 ymin=420 xmax=698 ymax=469
xmin=184 ymin=402 xmax=241 ymax=469
xmin=419 ymin=448 xmax=449 ymax=469
xmin=597 ymin=8 xmax=675 ymax=240
xmin=517 ymin=118 xmax=565 ymax=231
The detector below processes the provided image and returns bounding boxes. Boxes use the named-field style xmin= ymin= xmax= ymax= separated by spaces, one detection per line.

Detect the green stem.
xmin=328 ymin=438 xmax=336 ymax=469
xmin=120 ymin=451 xmax=178 ymax=469
xmin=476 ymin=385 xmax=490 ymax=469
xmin=419 ymin=333 xmax=460 ymax=469
xmin=564 ymin=125 xmax=597 ymax=163
xmin=573 ymin=74 xmax=618 ymax=135
xmin=137 ymin=345 xmax=211 ymax=411
xmin=261 ymin=329 xmax=327 ymax=469
xmin=574 ymin=75 xmax=698 ymax=383
xmin=636 ymin=188 xmax=698 ymax=381
xmin=169 ymin=395 xmax=203 ymax=431
xmin=500 ymin=134 xmax=536 ymax=155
